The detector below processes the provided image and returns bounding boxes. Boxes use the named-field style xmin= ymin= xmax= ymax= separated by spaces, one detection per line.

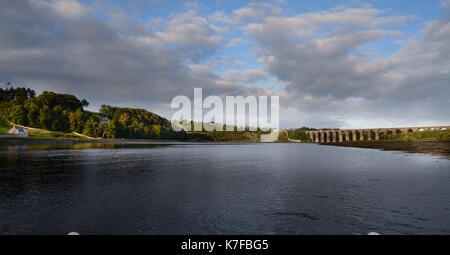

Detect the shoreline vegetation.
xmin=0 ymin=87 xmax=271 ymax=142
xmin=2 ymin=122 xmax=449 ymax=157
xmin=1 ymin=86 xmax=449 ymax=156
xmin=317 ymin=129 xmax=450 ymax=157
xmin=0 ymin=117 xmax=268 ymax=143
xmin=2 ymin=136 xmax=449 ymax=158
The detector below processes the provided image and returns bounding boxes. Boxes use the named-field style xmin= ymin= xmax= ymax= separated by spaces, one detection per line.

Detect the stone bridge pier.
xmin=305 ymin=126 xmax=449 ymax=143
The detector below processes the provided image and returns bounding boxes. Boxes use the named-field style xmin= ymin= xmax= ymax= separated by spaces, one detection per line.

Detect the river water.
xmin=0 ymin=143 xmax=449 ymax=235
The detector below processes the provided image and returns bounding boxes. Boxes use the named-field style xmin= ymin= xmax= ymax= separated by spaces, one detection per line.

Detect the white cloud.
xmin=243 ymin=5 xmax=450 ymax=128
xmin=211 ymin=2 xmax=282 ymax=25
xmin=225 ymin=38 xmax=248 ymax=48
xmin=156 ymin=10 xmax=226 ymax=47
xmin=1 ymin=1 xmax=448 ymax=128
xmin=51 ymin=0 xmax=91 ymax=18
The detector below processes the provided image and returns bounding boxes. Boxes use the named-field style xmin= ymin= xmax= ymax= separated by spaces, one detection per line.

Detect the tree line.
xmin=1 ymin=86 xmax=311 ymax=141
xmin=0 ymin=87 xmax=186 ymax=139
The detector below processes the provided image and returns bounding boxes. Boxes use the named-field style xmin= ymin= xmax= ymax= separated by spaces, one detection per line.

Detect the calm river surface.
xmin=1 ymin=143 xmax=450 ymax=235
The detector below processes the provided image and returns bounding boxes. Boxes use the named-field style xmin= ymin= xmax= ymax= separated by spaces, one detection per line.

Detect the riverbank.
xmin=0 ymin=137 xmax=261 ymax=146
xmin=0 ymin=137 xmax=107 ymax=145
xmin=2 ymin=136 xmax=450 ymax=158
xmin=321 ymin=141 xmax=450 ymax=158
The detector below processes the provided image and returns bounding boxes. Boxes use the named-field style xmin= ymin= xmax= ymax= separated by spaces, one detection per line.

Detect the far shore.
xmin=0 ymin=137 xmax=259 ymax=145
xmin=321 ymin=141 xmax=450 ymax=158
xmin=1 ymin=137 xmax=450 ymax=158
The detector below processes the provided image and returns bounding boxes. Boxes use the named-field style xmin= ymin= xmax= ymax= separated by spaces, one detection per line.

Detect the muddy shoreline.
xmin=321 ymin=141 xmax=450 ymax=158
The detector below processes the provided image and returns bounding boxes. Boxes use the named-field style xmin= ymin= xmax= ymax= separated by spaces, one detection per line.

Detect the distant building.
xmin=8 ymin=126 xmax=28 ymax=137
xmin=100 ymin=117 xmax=110 ymax=124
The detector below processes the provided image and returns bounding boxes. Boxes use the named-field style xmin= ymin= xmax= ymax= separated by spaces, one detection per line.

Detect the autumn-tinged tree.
xmin=68 ymin=108 xmax=85 ymax=133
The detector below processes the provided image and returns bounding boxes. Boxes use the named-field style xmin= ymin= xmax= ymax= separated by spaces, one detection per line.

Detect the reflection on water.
xmin=0 ymin=143 xmax=169 ymax=151
xmin=0 ymin=143 xmax=450 ymax=235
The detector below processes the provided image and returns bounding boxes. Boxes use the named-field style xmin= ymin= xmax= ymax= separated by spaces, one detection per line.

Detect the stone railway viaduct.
xmin=304 ymin=126 xmax=450 ymax=143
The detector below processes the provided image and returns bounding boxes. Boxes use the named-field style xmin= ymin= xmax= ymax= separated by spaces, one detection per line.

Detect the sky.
xmin=0 ymin=0 xmax=449 ymax=129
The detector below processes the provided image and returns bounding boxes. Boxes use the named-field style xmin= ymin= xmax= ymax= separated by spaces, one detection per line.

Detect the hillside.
xmin=0 ymin=119 xmax=11 ymax=134
xmin=276 ymin=128 xmax=314 ymax=143
xmin=0 ymin=119 xmax=86 ymax=139
xmin=0 ymin=87 xmax=272 ymax=142
xmin=0 ymin=87 xmax=184 ymax=140
xmin=187 ymin=130 xmax=262 ymax=142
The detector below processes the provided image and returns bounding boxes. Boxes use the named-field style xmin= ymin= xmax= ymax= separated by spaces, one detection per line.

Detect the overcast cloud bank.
xmin=0 ymin=0 xmax=449 ymax=128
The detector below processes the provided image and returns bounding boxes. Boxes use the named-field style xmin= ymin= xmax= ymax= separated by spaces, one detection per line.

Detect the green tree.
xmin=25 ymin=100 xmax=40 ymax=127
xmin=10 ymin=104 xmax=27 ymax=125
xmin=39 ymin=108 xmax=52 ymax=129
xmin=81 ymin=99 xmax=89 ymax=108
xmin=103 ymin=121 xmax=117 ymax=138
xmin=69 ymin=108 xmax=85 ymax=133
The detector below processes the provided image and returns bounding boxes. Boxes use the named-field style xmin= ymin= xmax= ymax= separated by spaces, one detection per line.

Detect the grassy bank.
xmin=276 ymin=130 xmax=289 ymax=142
xmin=379 ymin=130 xmax=450 ymax=142
xmin=0 ymin=119 xmax=11 ymax=134
xmin=1 ymin=118 xmax=263 ymax=143
xmin=0 ymin=119 xmax=85 ymax=140
xmin=25 ymin=129 xmax=85 ymax=140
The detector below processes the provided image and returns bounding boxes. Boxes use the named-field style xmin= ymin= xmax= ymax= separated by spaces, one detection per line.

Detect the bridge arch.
xmin=305 ymin=125 xmax=449 ymax=143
